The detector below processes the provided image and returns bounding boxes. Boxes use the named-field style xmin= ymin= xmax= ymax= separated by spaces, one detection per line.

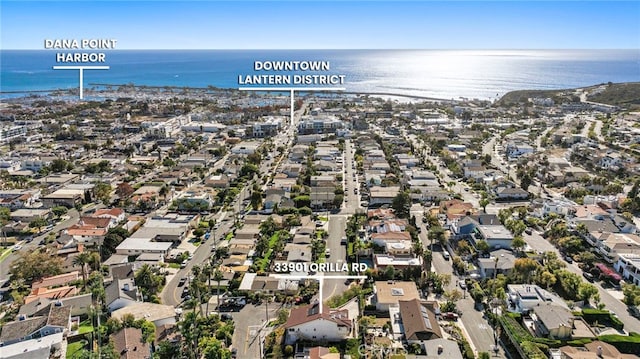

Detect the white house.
xmin=284 ymin=302 xmax=353 ymax=344
xmin=614 ymin=253 xmax=640 ymax=286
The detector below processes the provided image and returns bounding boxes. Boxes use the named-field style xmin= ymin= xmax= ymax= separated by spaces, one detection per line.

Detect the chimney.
xmin=597 ymin=346 xmax=603 ymax=357
xmin=123 ymin=283 xmax=130 ymax=291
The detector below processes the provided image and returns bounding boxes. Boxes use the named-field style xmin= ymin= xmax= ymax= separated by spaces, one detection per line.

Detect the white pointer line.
xmin=52 ymin=66 xmax=110 ymax=99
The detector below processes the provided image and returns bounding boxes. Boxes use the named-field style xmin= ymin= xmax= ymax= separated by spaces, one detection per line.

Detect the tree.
xmin=392 ymin=191 xmax=411 ymax=218
xmin=513 ymin=258 xmax=541 ymax=284
xmin=476 ymin=239 xmax=490 ymax=254
xmin=135 ymin=264 xmax=164 ymax=300
xmin=73 ymin=252 xmax=93 ymax=287
xmin=520 ymin=172 xmax=532 ymax=191
xmin=445 ymin=289 xmax=463 ymax=302
xmin=94 ymin=182 xmax=112 ymax=204
xmin=50 ymin=158 xmax=71 ymax=173
xmin=538 ymin=270 xmax=557 ymax=289
xmin=9 ymin=250 xmax=64 ymax=284
xmin=511 ymin=235 xmax=527 ymax=253
xmin=578 ymin=282 xmax=599 ymax=304
xmin=29 ymin=217 xmax=48 ymax=232
xmin=479 ymin=198 xmax=490 ymax=212
xmin=214 ymin=270 xmax=224 ymax=314
xmin=51 ymin=206 xmax=68 ymax=217
xmin=102 ymin=227 xmax=130 ymax=260
xmin=556 ymin=270 xmax=582 ymax=300
xmin=250 ymin=189 xmax=263 ymax=210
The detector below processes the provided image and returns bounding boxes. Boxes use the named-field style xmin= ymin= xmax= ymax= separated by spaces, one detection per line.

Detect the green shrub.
xmin=566 ymin=338 xmax=593 ymax=346
xmin=520 ymin=341 xmax=547 ymax=359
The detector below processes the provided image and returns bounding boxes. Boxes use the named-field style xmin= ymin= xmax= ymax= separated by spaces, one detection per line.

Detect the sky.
xmin=1 ymin=1 xmax=639 ymax=49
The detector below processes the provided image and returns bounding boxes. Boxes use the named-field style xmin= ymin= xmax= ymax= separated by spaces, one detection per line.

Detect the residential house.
xmin=374 ymin=281 xmax=421 ymax=312
xmin=31 ymin=271 xmax=79 ymax=290
xmin=9 ymin=209 xmax=51 ymax=223
xmin=397 ymin=299 xmax=442 ymax=347
xmin=507 ymin=284 xmax=568 ymax=313
xmin=24 ymin=286 xmax=78 ymax=304
xmin=0 ymin=302 xmax=71 ymax=346
xmin=369 ymin=186 xmax=401 ymax=207
xmin=598 ymin=152 xmax=622 ymax=170
xmin=238 ymin=273 xmax=299 ymax=294
xmin=614 ymin=253 xmax=640 ymax=286
xmin=440 ymin=200 xmax=475 ymax=227
xmin=293 ymin=346 xmax=340 ymax=359
xmin=531 ymin=303 xmax=574 ymax=339
xmin=91 ymin=208 xmax=126 ymax=225
xmin=111 ymin=302 xmax=177 ymax=328
xmin=105 ymin=278 xmax=141 ymax=312
xmin=18 ymin=293 xmax=93 ymax=318
xmin=558 ymin=340 xmax=638 ymax=359
xmin=112 ymin=327 xmax=152 ymax=359
xmin=205 ymin=174 xmax=230 ymax=189
xmin=495 ymin=187 xmax=529 ymax=201
xmin=310 ymin=187 xmax=336 ymax=209
xmin=284 ymin=302 xmax=353 ymax=344
xmin=367 ymin=218 xmax=408 ymax=233
xmin=477 ymin=249 xmax=517 ymax=279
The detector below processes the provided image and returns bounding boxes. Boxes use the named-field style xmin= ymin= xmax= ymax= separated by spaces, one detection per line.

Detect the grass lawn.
xmin=168 ymin=263 xmax=181 ymax=269
xmin=225 ymin=232 xmax=233 ymax=241
xmin=77 ymin=320 xmax=94 ymax=334
xmin=66 ymin=340 xmax=88 ymax=358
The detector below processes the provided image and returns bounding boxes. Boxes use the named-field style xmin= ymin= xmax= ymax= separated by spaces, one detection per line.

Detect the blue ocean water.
xmin=1 ymin=49 xmax=639 ymax=100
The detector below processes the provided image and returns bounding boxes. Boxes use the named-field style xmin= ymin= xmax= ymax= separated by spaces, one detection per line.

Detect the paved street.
xmin=230 ymin=301 xmax=281 ymax=359
xmin=322 ymin=215 xmax=348 ymax=302
xmin=0 ymin=208 xmax=80 ymax=279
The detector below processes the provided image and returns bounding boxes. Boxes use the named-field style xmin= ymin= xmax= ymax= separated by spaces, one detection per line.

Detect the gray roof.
xmin=105 ymin=278 xmax=138 ymax=307
xmin=533 ymin=303 xmax=573 ymax=330
xmin=19 ymin=293 xmax=93 ymax=317
xmin=423 ymin=338 xmax=464 ymax=359
xmin=578 ymin=219 xmax=620 ymax=233
xmin=0 ymin=317 xmax=47 ymax=343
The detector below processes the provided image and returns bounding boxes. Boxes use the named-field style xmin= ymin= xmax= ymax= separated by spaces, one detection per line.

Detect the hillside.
xmin=587 ymin=82 xmax=640 ymax=108
xmin=495 ymin=88 xmax=579 ymax=107
xmin=496 ymin=82 xmax=640 ymax=109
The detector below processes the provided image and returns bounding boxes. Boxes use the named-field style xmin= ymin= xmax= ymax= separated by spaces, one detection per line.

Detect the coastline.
xmin=0 ymin=83 xmax=459 ymax=104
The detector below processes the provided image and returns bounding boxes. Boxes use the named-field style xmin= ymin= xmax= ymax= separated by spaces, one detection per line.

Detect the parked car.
xmin=525 ymin=228 xmax=533 ymax=235
xmin=459 ymin=281 xmax=467 ymax=290
xmin=583 ymin=272 xmax=595 ymax=282
xmin=178 ymin=277 xmax=187 ymax=286
xmin=341 ymin=237 xmax=347 ymax=245
xmin=442 ymin=251 xmax=451 ymax=261
xmin=442 ymin=312 xmax=459 ymax=320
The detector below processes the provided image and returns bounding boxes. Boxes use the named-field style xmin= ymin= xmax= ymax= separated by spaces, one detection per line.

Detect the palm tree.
xmin=213 ymin=270 xmax=224 ymax=314
xmin=202 ymin=263 xmax=213 ymax=315
xmin=88 ymin=251 xmax=101 ymax=272
xmin=73 ymin=252 xmax=92 ymax=287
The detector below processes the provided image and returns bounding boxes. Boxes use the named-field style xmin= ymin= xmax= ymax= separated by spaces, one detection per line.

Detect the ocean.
xmin=1 ymin=49 xmax=639 ymax=100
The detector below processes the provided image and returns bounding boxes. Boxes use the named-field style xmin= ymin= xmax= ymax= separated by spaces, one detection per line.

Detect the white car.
xmin=12 ymin=244 xmax=22 ymax=252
